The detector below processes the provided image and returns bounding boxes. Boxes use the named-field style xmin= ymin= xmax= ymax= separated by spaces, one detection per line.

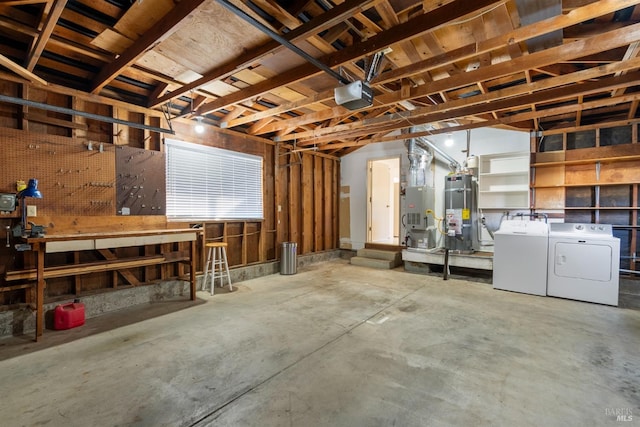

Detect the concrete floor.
xmin=0 ymin=259 xmax=638 ymax=427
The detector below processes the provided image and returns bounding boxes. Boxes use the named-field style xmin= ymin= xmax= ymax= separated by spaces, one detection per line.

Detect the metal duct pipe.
xmin=416 ymin=136 xmax=460 ymax=172
xmin=405 ymin=130 xmax=433 ymax=187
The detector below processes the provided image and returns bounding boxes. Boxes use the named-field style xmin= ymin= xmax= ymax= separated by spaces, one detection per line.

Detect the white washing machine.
xmin=493 ymin=219 xmax=549 ymax=296
xmin=547 ymin=223 xmax=620 ymax=306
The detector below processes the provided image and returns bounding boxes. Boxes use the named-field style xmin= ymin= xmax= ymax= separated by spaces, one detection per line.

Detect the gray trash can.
xmin=280 ymin=242 xmax=297 ymax=275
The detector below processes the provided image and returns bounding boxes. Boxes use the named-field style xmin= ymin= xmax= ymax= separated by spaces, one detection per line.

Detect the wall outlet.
xmin=27 ymin=205 xmax=37 ymax=217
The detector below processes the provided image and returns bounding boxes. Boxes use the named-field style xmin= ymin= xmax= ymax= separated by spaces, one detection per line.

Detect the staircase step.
xmin=356 ymin=248 xmax=401 ymax=262
xmin=350 ymin=256 xmax=396 ymax=270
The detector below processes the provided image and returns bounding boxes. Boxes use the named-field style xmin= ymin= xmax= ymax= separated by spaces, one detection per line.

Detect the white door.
xmin=368 ymin=157 xmax=400 ymax=244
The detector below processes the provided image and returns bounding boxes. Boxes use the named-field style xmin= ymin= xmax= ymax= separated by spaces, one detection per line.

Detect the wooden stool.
xmin=202 ymin=242 xmax=232 ymax=295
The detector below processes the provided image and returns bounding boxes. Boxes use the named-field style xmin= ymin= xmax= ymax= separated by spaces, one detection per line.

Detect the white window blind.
xmin=165 ymin=138 xmax=263 ymax=220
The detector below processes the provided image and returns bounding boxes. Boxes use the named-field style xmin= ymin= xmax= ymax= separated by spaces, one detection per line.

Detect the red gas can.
xmin=53 ymin=302 xmax=85 ymax=330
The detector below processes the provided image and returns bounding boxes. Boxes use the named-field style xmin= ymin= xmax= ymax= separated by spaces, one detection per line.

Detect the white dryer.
xmin=547 ymin=223 xmax=620 ymax=306
xmin=493 ymin=219 xmax=549 ymax=296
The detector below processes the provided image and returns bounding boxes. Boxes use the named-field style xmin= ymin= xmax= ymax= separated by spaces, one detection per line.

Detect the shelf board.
xmin=479 ymin=189 xmax=529 ymax=193
xmin=479 ymin=171 xmax=528 ymax=177
xmin=532 ymin=154 xmax=640 ymax=167
xmin=564 ymin=206 xmax=638 ymax=210
xmin=479 ymin=206 xmax=530 ymax=210
xmin=532 ymin=181 xmax=640 ymax=188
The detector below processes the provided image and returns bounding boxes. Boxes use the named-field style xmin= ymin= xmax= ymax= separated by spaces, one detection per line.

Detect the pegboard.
xmin=116 ymin=146 xmax=166 ymax=215
xmin=0 ymin=128 xmax=115 ymax=216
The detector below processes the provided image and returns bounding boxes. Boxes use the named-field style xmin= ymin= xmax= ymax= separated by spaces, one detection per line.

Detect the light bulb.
xmin=445 ymin=134 xmax=453 ymax=146
xmin=194 ymin=116 xmax=205 ymax=134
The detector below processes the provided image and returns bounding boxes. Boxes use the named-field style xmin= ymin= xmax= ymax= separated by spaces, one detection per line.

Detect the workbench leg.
xmin=35 ymin=242 xmax=45 ymax=342
xmin=190 ymin=239 xmax=196 ymax=300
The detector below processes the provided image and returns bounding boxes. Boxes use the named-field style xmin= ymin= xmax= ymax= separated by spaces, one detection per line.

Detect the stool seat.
xmin=206 ymin=242 xmax=228 ymax=248
xmin=202 ymin=241 xmax=232 ymax=295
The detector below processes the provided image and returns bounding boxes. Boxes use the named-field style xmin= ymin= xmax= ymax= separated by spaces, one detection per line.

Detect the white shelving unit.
xmin=478 ymin=152 xmax=530 ymax=209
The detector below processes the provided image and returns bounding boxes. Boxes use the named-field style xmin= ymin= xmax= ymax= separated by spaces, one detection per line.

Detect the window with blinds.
xmin=165 ymin=138 xmax=263 ymax=220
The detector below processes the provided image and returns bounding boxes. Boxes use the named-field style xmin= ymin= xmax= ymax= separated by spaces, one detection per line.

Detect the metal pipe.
xmin=466 ymin=130 xmax=470 ymax=154
xmin=416 ymin=136 xmax=460 ymax=171
xmin=215 ymin=0 xmax=350 ymax=85
xmin=0 ymin=94 xmax=175 ymax=134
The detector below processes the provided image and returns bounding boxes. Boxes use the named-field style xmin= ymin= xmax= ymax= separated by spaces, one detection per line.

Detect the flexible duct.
xmin=405 ymin=133 xmax=433 ymax=187
xmin=416 ymin=137 xmax=460 ymax=172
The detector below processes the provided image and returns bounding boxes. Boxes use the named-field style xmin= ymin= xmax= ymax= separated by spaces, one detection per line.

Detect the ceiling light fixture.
xmin=194 ymin=116 xmax=205 ymax=134
xmin=190 ymin=91 xmax=204 ymax=134
xmin=445 ymin=133 xmax=454 ymax=146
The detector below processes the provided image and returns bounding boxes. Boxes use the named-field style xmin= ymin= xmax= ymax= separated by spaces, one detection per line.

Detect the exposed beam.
xmin=91 ymin=0 xmax=207 ymax=94
xmin=261 ymin=0 xmax=640 ymax=134
xmin=322 ymin=94 xmax=640 ymax=150
xmin=275 ymin=21 xmax=640 ymax=142
xmin=0 ymin=0 xmax=46 ymax=5
xmin=293 ymin=69 xmax=640 ymax=145
xmin=25 ymin=0 xmax=67 ymax=71
xmin=0 ymin=52 xmax=47 ymax=85
xmin=195 ymin=0 xmax=503 ymax=116
xmin=149 ymin=0 xmax=380 ymax=108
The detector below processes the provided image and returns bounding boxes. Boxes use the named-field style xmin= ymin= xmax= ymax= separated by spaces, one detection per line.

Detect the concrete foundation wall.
xmin=0 ymin=250 xmax=342 ymax=339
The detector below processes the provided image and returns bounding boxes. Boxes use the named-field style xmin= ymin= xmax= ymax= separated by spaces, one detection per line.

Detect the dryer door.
xmin=553 ymin=242 xmax=612 ymax=282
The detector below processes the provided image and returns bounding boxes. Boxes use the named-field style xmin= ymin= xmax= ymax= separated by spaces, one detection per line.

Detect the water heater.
xmin=444 ymin=173 xmax=479 ymax=253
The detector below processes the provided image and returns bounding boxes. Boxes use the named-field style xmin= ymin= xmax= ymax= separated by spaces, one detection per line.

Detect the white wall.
xmin=340 ymin=128 xmax=530 ymax=250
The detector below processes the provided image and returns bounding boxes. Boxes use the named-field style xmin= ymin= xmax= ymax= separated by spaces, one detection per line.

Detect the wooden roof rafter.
xmin=90 ymin=0 xmax=208 ymax=94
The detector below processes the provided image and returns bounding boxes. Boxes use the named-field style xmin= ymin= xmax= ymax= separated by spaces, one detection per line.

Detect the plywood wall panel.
xmin=565 ymin=164 xmax=596 ymax=185
xmin=534 ymin=188 xmax=565 ymax=209
xmin=288 ymin=154 xmax=301 ymax=247
xmin=313 ymin=156 xmax=324 ymax=252
xmin=301 ymin=153 xmax=314 ymax=254
xmin=323 ymin=158 xmax=334 ymax=250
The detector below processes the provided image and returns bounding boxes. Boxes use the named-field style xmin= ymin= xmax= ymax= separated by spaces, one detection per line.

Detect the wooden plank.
xmin=255 ymin=0 xmax=640 ymax=136
xmin=565 ymin=163 xmax=597 ymax=185
xmin=97 ymin=248 xmax=141 ymax=286
xmin=332 ymin=159 xmax=339 ymax=249
xmin=534 ymin=165 xmax=564 ymax=187
xmin=289 ymin=153 xmax=301 ymax=247
xmin=5 ymin=255 xmax=173 ymax=281
xmin=280 ymin=66 xmax=640 ymax=143
xmin=533 ymin=187 xmax=565 ymax=209
xmin=152 ymin=0 xmax=381 ymax=108
xmin=301 ymin=153 xmax=314 ymax=254
xmin=0 ymin=52 xmax=47 ymax=85
xmin=274 ymin=144 xmax=287 ymax=253
xmin=323 ymin=158 xmax=333 ymax=250
xmin=25 ymin=0 xmax=68 ymax=71
xmin=91 ymin=0 xmax=208 ymax=93
xmin=196 ymin=0 xmax=501 ymax=115
xmin=314 ymin=155 xmax=324 ymax=252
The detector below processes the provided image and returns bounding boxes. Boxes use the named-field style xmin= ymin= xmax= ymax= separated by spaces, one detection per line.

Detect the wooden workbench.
xmin=23 ymin=229 xmax=198 ymax=341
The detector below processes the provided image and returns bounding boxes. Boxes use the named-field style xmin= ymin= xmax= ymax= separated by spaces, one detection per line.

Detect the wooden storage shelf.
xmin=531 ymin=154 xmax=640 ymax=168
xmin=564 ymin=206 xmax=636 ymax=210
xmin=478 ymin=151 xmax=530 ymax=210
xmin=533 ymin=181 xmax=640 ymax=188
xmin=479 ymin=171 xmax=528 ymax=177
xmin=531 ymin=126 xmax=640 ymax=275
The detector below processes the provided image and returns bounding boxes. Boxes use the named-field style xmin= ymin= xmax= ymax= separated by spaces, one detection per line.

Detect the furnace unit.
xmin=405 ymin=186 xmax=435 ymax=249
